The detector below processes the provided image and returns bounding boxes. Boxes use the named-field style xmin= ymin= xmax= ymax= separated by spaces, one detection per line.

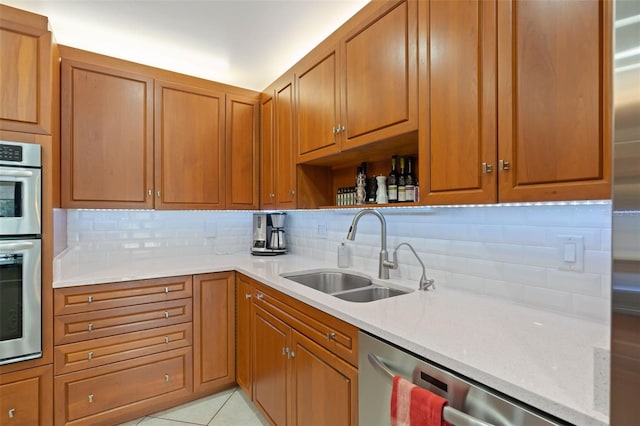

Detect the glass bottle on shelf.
xmin=398 ymin=157 xmax=406 ymax=202
xmin=405 ymin=157 xmax=415 ymax=202
xmin=388 ymin=155 xmax=398 ymax=203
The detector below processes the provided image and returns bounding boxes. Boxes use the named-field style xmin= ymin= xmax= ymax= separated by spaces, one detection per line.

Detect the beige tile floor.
xmin=118 ymin=387 xmax=269 ymax=426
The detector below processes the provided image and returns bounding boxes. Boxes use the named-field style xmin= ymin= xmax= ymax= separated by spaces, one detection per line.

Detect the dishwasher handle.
xmin=368 ymin=353 xmax=495 ymax=426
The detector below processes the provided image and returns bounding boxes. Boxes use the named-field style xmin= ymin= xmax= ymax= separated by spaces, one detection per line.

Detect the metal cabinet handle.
xmin=256 ymin=293 xmax=264 ymax=300
xmin=270 ymin=193 xmax=275 ymax=198
xmin=87 ymin=323 xmax=93 ymax=331
xmin=499 ymin=160 xmax=511 ymax=171
xmin=164 ymin=287 xmax=169 ymax=294
xmin=165 ymin=336 xmax=169 ymax=344
xmin=164 ymin=311 xmax=169 ymax=319
xmin=326 ymin=332 xmax=336 ymax=341
xmin=88 ymin=394 xmax=94 ymax=403
xmin=156 ymin=190 xmax=161 ymax=198
xmin=282 ymin=347 xmax=288 ymax=356
xmin=147 ymin=189 xmax=152 ymax=196
xmin=87 ymin=295 xmax=93 ymax=303
xmin=165 ymin=374 xmax=170 ymax=382
xmin=481 ymin=163 xmax=493 ymax=174
xmin=245 ymin=293 xmax=252 ymax=299
xmin=289 ymin=190 xmax=295 ymax=196
xmin=8 ymin=408 xmax=15 ymax=418
xmin=88 ymin=351 xmax=93 ymax=360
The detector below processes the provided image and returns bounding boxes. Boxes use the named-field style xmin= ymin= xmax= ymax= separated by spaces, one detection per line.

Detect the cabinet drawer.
xmin=55 ymin=299 xmax=192 ymax=345
xmin=54 ymin=276 xmax=193 ymax=315
xmin=55 ymin=347 xmax=192 ymax=425
xmin=55 ymin=323 xmax=192 ymax=375
xmin=253 ymin=281 xmax=358 ymax=366
xmin=0 ymin=365 xmax=53 ymax=426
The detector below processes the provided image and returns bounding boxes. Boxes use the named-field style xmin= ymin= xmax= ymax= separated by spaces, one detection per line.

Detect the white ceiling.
xmin=2 ymin=0 xmax=370 ymax=91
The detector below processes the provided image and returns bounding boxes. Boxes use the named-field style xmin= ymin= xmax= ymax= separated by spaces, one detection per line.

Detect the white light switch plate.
xmin=558 ymin=235 xmax=584 ymax=272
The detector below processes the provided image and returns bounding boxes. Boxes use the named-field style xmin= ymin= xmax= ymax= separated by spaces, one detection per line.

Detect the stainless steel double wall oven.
xmin=0 ymin=140 xmax=42 ymax=365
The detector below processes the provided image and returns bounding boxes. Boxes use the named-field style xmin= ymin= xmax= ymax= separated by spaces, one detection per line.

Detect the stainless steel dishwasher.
xmin=359 ymin=331 xmax=568 ymax=426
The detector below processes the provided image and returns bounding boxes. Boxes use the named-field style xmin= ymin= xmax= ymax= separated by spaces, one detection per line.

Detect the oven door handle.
xmin=368 ymin=353 xmax=495 ymax=426
xmin=0 ymin=169 xmax=34 ymax=178
xmin=0 ymin=241 xmax=34 ymax=252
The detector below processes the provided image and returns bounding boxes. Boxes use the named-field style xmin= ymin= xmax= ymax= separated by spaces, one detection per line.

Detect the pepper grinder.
xmin=376 ymin=175 xmax=388 ymax=204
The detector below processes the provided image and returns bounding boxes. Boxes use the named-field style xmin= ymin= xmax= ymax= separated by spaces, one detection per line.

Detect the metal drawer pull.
xmin=326 ymin=332 xmax=336 ymax=341
xmin=156 ymin=191 xmax=161 ymax=198
xmin=87 ymin=352 xmax=93 ymax=360
xmin=8 ymin=409 xmax=15 ymax=418
xmin=245 ymin=293 xmax=252 ymax=299
xmin=256 ymin=293 xmax=264 ymax=300
xmin=368 ymin=353 xmax=494 ymax=426
xmin=164 ymin=287 xmax=169 ymax=294
xmin=164 ymin=311 xmax=169 ymax=319
xmin=88 ymin=296 xmax=93 ymax=303
xmin=88 ymin=394 xmax=94 ymax=403
xmin=88 ymin=323 xmax=93 ymax=331
xmin=148 ymin=189 xmax=152 ymax=196
xmin=282 ymin=347 xmax=288 ymax=356
xmin=481 ymin=163 xmax=493 ymax=174
xmin=165 ymin=374 xmax=170 ymax=382
xmin=499 ymin=159 xmax=511 ymax=171
xmin=165 ymin=336 xmax=169 ymax=344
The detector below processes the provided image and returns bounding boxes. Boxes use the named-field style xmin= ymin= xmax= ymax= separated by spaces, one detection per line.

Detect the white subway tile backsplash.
xmin=65 ymin=203 xmax=611 ymax=322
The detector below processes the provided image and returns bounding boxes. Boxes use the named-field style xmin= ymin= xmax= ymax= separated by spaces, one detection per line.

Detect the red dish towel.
xmin=391 ymin=376 xmax=452 ymax=426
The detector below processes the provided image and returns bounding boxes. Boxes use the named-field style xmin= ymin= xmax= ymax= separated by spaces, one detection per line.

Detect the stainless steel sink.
xmin=281 ymin=270 xmax=411 ymax=302
xmin=282 ymin=271 xmax=372 ymax=293
xmin=333 ymin=286 xmax=409 ymax=303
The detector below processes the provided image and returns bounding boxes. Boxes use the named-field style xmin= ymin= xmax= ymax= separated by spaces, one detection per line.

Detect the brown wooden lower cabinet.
xmin=54 ymin=347 xmax=192 ymax=426
xmin=193 ymin=272 xmax=236 ymax=395
xmin=239 ymin=273 xmax=359 ymax=426
xmin=235 ymin=273 xmax=254 ymax=398
xmin=0 ymin=364 xmax=53 ymax=426
xmin=52 ymin=273 xmax=236 ymax=426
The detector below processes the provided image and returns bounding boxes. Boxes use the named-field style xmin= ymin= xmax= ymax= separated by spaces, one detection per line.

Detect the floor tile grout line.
xmin=206 ymin=388 xmax=241 ymax=425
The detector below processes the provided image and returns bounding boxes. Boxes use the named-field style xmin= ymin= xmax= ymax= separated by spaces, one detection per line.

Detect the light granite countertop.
xmin=53 ymin=248 xmax=610 ymax=426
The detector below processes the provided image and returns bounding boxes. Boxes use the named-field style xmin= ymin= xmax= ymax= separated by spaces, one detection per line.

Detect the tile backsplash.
xmin=65 ymin=202 xmax=612 ymax=323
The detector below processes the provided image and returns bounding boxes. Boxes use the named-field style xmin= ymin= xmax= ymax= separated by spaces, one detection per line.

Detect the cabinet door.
xmin=253 ymin=305 xmax=290 ymax=426
xmin=296 ymin=46 xmax=341 ymax=162
xmin=236 ymin=274 xmax=253 ymax=398
xmin=0 ymin=5 xmax=53 ymax=135
xmin=497 ymin=0 xmax=612 ymax=202
xmin=275 ymin=81 xmax=297 ymax=208
xmin=341 ymin=0 xmax=417 ymax=150
xmin=0 ymin=365 xmax=53 ymax=426
xmin=421 ymin=0 xmax=497 ymax=205
xmin=260 ymin=94 xmax=277 ymax=209
xmin=61 ymin=58 xmax=154 ymax=208
xmin=226 ymin=94 xmax=259 ymax=209
xmin=193 ymin=272 xmax=236 ymax=395
xmin=154 ymin=80 xmax=226 ymax=209
xmin=291 ymin=331 xmax=358 ymax=426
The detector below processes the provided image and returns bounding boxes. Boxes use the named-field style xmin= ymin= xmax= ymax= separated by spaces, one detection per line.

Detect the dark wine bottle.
xmin=398 ymin=157 xmax=406 ymax=202
xmin=405 ymin=157 xmax=415 ymax=202
xmin=388 ymin=155 xmax=398 ymax=203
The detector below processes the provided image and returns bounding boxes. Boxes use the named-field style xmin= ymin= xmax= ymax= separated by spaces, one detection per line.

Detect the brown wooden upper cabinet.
xmin=154 ymin=80 xmax=225 ymax=210
xmin=60 ymin=47 xmax=260 ymax=209
xmin=261 ymin=74 xmax=297 ymax=209
xmin=295 ymin=0 xmax=418 ymax=163
xmin=421 ymin=0 xmax=611 ymax=204
xmin=0 ymin=5 xmax=54 ymax=135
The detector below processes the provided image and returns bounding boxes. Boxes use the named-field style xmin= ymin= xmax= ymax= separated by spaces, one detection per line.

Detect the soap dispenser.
xmin=337 ymin=241 xmax=351 ymax=268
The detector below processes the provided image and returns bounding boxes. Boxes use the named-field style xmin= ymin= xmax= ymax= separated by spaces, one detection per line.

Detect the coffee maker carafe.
xmin=251 ymin=212 xmax=287 ymax=255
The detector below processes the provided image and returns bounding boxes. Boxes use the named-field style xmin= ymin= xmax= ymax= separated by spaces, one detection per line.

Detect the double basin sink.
xmin=281 ymin=270 xmax=410 ymax=302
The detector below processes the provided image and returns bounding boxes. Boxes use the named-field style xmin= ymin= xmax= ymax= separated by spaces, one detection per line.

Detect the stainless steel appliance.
xmin=0 ymin=239 xmax=42 ymax=365
xmin=0 ymin=140 xmax=41 ymax=236
xmin=611 ymin=1 xmax=640 ymax=423
xmin=0 ymin=140 xmax=42 ymax=365
xmin=359 ymin=331 xmax=564 ymax=426
xmin=251 ymin=212 xmax=287 ymax=255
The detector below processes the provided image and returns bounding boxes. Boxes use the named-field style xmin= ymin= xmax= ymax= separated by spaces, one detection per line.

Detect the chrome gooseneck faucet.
xmin=346 ymin=209 xmax=392 ymax=279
